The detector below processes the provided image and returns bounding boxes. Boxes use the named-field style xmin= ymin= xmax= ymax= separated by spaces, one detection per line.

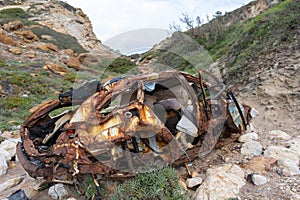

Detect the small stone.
xmin=186 ymin=177 xmax=203 ymax=188
xmin=0 ymin=139 xmax=17 ymax=159
xmin=277 ymin=159 xmax=300 ymax=176
xmin=45 ymin=43 xmax=59 ymax=52
xmin=264 ymin=146 xmax=299 ymax=165
xmin=241 ymin=141 xmax=263 ymax=156
xmin=9 ymin=47 xmax=22 ymax=55
xmin=290 ymin=136 xmax=300 ymax=157
xmin=0 ymin=154 xmax=8 ymax=176
xmin=48 ymin=184 xmax=69 ymax=200
xmin=65 ymin=49 xmax=75 ymax=57
xmin=238 ymin=132 xmax=258 ymax=143
xmin=178 ymin=180 xmax=187 ymax=190
xmin=41 ymin=35 xmax=54 ymax=40
xmin=191 ymin=171 xmax=199 ymax=178
xmin=0 ymin=176 xmax=25 ymax=193
xmin=66 ymin=57 xmax=81 ymax=70
xmin=0 ymin=147 xmax=11 ymax=162
xmin=269 ymin=130 xmax=291 ymax=140
xmin=252 ymin=174 xmax=267 ymax=185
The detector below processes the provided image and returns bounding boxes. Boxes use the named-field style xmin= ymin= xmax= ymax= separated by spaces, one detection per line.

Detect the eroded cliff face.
xmin=0 ymin=0 xmax=117 ymax=57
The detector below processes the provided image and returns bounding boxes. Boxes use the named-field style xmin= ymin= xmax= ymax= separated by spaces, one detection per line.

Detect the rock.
xmin=264 ymin=146 xmax=299 ymax=165
xmin=192 ymin=164 xmax=245 ymax=200
xmin=191 ymin=171 xmax=199 ymax=178
xmin=289 ymin=136 xmax=300 ymax=157
xmin=65 ymin=49 xmax=75 ymax=57
xmin=252 ymin=174 xmax=267 ymax=185
xmin=19 ymin=176 xmax=41 ymax=199
xmin=9 ymin=47 xmax=22 ymax=55
xmin=241 ymin=141 xmax=263 ymax=156
xmin=0 ymin=29 xmax=18 ymax=46
xmin=0 ymin=176 xmax=25 ymax=193
xmin=45 ymin=43 xmax=59 ymax=52
xmin=277 ymin=159 xmax=300 ymax=176
xmin=178 ymin=180 xmax=187 ymax=190
xmin=269 ymin=130 xmax=291 ymax=140
xmin=14 ymin=30 xmax=39 ymax=42
xmin=41 ymin=35 xmax=54 ymax=40
xmin=0 ymin=147 xmax=11 ymax=162
xmin=26 ymin=52 xmax=36 ymax=59
xmin=8 ymin=189 xmax=28 ymax=200
xmin=48 ymin=184 xmax=69 ymax=200
xmin=0 ymin=154 xmax=8 ymax=176
xmin=238 ymin=132 xmax=258 ymax=143
xmin=43 ymin=61 xmax=69 ymax=76
xmin=186 ymin=177 xmax=202 ymax=188
xmin=77 ymin=53 xmax=88 ymax=63
xmin=3 ymin=20 xmax=24 ymax=32
xmin=38 ymin=43 xmax=59 ymax=52
xmin=24 ymin=185 xmax=39 ymax=199
xmin=241 ymin=156 xmax=276 ymax=173
xmin=66 ymin=57 xmax=81 ymax=70
xmin=0 ymin=139 xmax=17 ymax=159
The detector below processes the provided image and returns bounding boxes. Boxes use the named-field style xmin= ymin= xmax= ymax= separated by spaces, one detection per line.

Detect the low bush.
xmin=109 ymin=167 xmax=187 ymax=200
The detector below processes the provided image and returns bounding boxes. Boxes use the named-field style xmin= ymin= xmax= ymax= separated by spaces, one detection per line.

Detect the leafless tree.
xmin=179 ymin=12 xmax=194 ymax=30
xmin=206 ymin=14 xmax=210 ymax=22
xmin=168 ymin=21 xmax=182 ymax=33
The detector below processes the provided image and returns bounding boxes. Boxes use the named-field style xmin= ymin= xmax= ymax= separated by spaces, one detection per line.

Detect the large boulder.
xmin=192 ymin=164 xmax=245 ymax=200
xmin=264 ymin=146 xmax=299 ymax=164
xmin=43 ymin=61 xmax=69 ymax=76
xmin=0 ymin=30 xmax=18 ymax=46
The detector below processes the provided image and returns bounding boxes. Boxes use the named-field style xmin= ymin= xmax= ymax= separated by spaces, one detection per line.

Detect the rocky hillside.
xmin=139 ymin=0 xmax=299 ymax=132
xmin=0 ymin=0 xmax=299 ymax=199
xmin=0 ymin=0 xmax=122 ymax=131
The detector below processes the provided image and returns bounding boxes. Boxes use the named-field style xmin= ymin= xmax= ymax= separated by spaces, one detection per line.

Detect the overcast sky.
xmin=65 ymin=0 xmax=253 ymax=54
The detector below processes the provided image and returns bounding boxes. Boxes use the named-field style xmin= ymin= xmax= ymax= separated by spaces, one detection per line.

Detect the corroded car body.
xmin=17 ymin=70 xmax=253 ymax=181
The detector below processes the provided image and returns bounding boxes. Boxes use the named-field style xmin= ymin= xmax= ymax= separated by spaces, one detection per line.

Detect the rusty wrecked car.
xmin=17 ymin=70 xmax=255 ymax=182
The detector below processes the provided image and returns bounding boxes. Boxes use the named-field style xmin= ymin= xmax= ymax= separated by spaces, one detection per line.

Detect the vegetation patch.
xmin=31 ymin=26 xmax=88 ymax=54
xmin=190 ymin=0 xmax=299 ymax=84
xmin=106 ymin=57 xmax=137 ymax=74
xmin=109 ymin=167 xmax=187 ymax=200
xmin=0 ymin=59 xmax=76 ymax=131
xmin=0 ymin=8 xmax=36 ymax=26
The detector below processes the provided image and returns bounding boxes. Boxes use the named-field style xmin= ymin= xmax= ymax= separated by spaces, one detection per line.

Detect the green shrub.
xmin=0 ymin=8 xmax=35 ymax=26
xmin=106 ymin=57 xmax=137 ymax=74
xmin=109 ymin=167 xmax=187 ymax=200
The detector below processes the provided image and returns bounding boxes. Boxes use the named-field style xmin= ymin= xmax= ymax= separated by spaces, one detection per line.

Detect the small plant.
xmin=109 ymin=167 xmax=187 ymax=200
xmin=106 ymin=57 xmax=137 ymax=74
